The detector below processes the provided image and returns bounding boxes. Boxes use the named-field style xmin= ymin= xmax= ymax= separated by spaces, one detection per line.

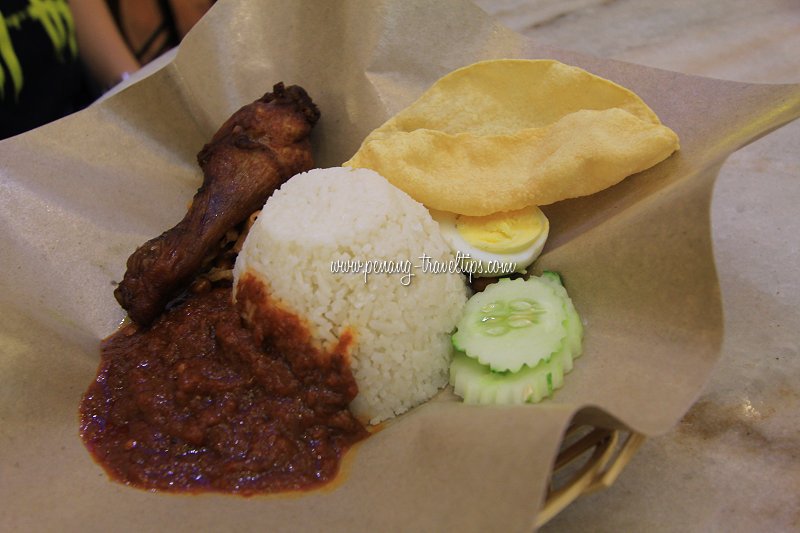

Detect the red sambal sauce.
xmin=79 ymin=283 xmax=368 ymax=494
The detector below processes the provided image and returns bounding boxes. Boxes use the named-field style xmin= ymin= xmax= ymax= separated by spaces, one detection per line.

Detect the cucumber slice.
xmin=448 ymin=272 xmax=584 ymax=405
xmin=540 ymin=271 xmax=583 ymax=362
xmin=451 ymin=276 xmax=567 ymax=372
xmin=449 ymin=346 xmax=574 ymax=405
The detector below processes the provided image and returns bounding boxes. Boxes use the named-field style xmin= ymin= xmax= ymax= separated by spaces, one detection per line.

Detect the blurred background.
xmin=0 ymin=0 xmax=214 ymax=139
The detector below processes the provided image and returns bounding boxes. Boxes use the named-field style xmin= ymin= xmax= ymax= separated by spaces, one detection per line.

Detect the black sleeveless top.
xmin=0 ymin=0 xmax=92 ymax=139
xmin=106 ymin=0 xmax=181 ymax=63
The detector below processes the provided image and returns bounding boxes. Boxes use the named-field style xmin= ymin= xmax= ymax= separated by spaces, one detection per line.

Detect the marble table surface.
xmin=473 ymin=0 xmax=800 ymax=531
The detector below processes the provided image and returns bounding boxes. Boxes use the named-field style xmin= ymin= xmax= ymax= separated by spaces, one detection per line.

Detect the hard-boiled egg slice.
xmin=430 ymin=206 xmax=549 ymax=278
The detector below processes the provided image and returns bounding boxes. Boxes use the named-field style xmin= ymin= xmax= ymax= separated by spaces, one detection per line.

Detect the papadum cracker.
xmin=345 ymin=59 xmax=680 ymax=215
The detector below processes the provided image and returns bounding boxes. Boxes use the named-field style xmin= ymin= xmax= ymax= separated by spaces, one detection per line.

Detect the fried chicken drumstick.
xmin=115 ymin=83 xmax=320 ymax=325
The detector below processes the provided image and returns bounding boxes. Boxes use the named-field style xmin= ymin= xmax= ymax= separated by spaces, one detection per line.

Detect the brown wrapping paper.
xmin=1 ymin=0 xmax=799 ymax=531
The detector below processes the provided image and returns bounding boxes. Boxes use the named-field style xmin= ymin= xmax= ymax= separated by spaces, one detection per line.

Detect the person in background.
xmin=70 ymin=0 xmax=140 ymax=91
xmin=2 ymin=0 xmax=87 ymax=138
xmin=106 ymin=0 xmax=214 ymax=66
xmin=74 ymin=0 xmax=215 ymax=88
xmin=0 ymin=0 xmax=212 ymax=140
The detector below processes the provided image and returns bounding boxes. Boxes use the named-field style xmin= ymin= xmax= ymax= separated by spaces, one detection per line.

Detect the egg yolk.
xmin=455 ymin=207 xmax=544 ymax=254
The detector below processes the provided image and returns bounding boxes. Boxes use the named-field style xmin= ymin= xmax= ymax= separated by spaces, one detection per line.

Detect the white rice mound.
xmin=233 ymin=167 xmax=470 ymax=424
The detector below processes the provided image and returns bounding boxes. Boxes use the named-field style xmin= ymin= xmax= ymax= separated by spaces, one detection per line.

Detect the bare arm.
xmin=69 ymin=0 xmax=140 ymax=89
xmin=170 ymin=0 xmax=214 ymax=38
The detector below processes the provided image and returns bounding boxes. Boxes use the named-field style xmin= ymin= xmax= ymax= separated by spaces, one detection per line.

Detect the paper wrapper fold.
xmin=1 ymin=0 xmax=798 ymax=531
